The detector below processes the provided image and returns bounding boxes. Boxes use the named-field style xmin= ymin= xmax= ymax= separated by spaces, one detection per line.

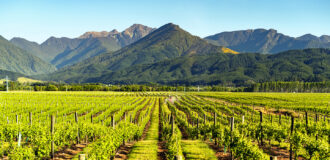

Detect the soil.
xmin=114 ymin=142 xmax=135 ymax=160
xmin=205 ymin=141 xmax=231 ymax=160
xmin=259 ymin=144 xmax=306 ymax=160
xmin=53 ymin=143 xmax=87 ymax=160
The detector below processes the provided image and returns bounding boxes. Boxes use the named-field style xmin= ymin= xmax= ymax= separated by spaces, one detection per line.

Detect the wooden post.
xmin=260 ymin=111 xmax=263 ymax=146
xmin=91 ymin=114 xmax=93 ymax=123
xmin=75 ymin=112 xmax=78 ymax=123
xmin=171 ymin=114 xmax=174 ymax=135
xmin=242 ymin=115 xmax=244 ymax=124
xmin=111 ymin=115 xmax=115 ymax=129
xmin=305 ymin=112 xmax=308 ymax=125
xmin=290 ymin=116 xmax=294 ymax=134
xmin=29 ymin=112 xmax=32 ymax=126
xmin=185 ymin=115 xmax=187 ymax=124
xmin=197 ymin=115 xmax=199 ymax=139
xmin=290 ymin=116 xmax=294 ymax=160
xmin=252 ymin=105 xmax=255 ymax=122
xmin=230 ymin=117 xmax=234 ymax=131
xmin=279 ymin=114 xmax=282 ymax=125
xmin=204 ymin=113 xmax=206 ymax=124
xmin=214 ymin=112 xmax=217 ymax=126
xmin=230 ymin=117 xmax=234 ymax=160
xmin=51 ymin=115 xmax=55 ymax=159
xmin=271 ymin=115 xmax=273 ymax=123
xmin=197 ymin=116 xmax=199 ymax=129
xmin=79 ymin=154 xmax=86 ymax=160
xmin=270 ymin=156 xmax=277 ymax=160
xmin=75 ymin=112 xmax=79 ymax=144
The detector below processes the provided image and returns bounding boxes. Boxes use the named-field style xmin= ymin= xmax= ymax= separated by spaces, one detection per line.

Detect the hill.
xmin=43 ymin=23 xmax=235 ymax=82
xmin=0 ymin=69 xmax=27 ymax=83
xmin=0 ymin=36 xmax=56 ymax=75
xmin=43 ymin=48 xmax=330 ymax=85
xmin=50 ymin=37 xmax=120 ymax=68
xmin=205 ymin=29 xmax=330 ymax=54
xmin=106 ymin=48 xmax=330 ymax=85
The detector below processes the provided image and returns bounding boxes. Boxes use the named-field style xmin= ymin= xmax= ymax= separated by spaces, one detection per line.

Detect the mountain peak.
xmin=123 ymin=24 xmax=155 ymax=38
xmin=320 ymin=35 xmax=330 ymax=43
xmin=251 ymin=28 xmax=277 ymax=34
xmin=297 ymin=34 xmax=319 ymax=41
xmin=161 ymin=23 xmax=180 ymax=30
xmin=127 ymin=23 xmax=146 ymax=29
xmin=78 ymin=24 xmax=154 ymax=39
xmin=10 ymin=37 xmax=40 ymax=45
xmin=79 ymin=31 xmax=112 ymax=39
xmin=109 ymin=29 xmax=119 ymax=34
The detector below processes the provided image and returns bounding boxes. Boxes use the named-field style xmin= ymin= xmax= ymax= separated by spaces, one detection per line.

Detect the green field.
xmin=0 ymin=91 xmax=328 ymax=160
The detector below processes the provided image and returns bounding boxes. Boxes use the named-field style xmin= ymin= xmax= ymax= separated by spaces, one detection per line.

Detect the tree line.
xmin=248 ymin=81 xmax=330 ymax=93
xmin=0 ymin=81 xmax=329 ymax=92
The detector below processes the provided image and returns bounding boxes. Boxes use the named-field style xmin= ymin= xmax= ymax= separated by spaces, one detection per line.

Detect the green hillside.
xmin=51 ymin=37 xmax=120 ymax=68
xmin=0 ymin=36 xmax=56 ymax=75
xmin=106 ymin=48 xmax=330 ymax=85
xmin=0 ymin=69 xmax=26 ymax=82
xmin=43 ymin=48 xmax=330 ymax=85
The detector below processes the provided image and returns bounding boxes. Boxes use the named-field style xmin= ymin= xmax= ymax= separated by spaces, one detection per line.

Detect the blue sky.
xmin=0 ymin=0 xmax=329 ymax=43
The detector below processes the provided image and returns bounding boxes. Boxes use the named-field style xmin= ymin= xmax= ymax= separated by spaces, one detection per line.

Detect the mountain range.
xmin=205 ymin=29 xmax=330 ymax=54
xmin=10 ymin=24 xmax=155 ymax=68
xmin=1 ymin=23 xmax=330 ymax=85
xmin=42 ymin=23 xmax=236 ymax=82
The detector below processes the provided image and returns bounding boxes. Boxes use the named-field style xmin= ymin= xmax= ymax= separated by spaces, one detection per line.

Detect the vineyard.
xmin=0 ymin=92 xmax=328 ymax=160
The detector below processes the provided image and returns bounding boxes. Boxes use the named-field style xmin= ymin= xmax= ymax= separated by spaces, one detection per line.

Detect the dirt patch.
xmin=92 ymin=109 xmax=105 ymax=118
xmin=54 ymin=143 xmax=87 ymax=160
xmin=157 ymin=141 xmax=167 ymax=160
xmin=114 ymin=142 xmax=135 ymax=160
xmin=259 ymin=144 xmax=305 ymax=160
xmin=205 ymin=141 xmax=231 ymax=160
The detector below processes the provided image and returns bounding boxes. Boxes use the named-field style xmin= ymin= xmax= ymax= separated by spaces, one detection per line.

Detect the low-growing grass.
xmin=128 ymin=103 xmax=159 ymax=160
xmin=181 ymin=140 xmax=217 ymax=160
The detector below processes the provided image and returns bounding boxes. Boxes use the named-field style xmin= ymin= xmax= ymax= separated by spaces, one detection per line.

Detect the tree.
xmin=45 ymin=85 xmax=58 ymax=91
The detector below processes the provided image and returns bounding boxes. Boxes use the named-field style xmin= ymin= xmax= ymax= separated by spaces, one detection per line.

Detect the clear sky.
xmin=0 ymin=0 xmax=329 ymax=43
